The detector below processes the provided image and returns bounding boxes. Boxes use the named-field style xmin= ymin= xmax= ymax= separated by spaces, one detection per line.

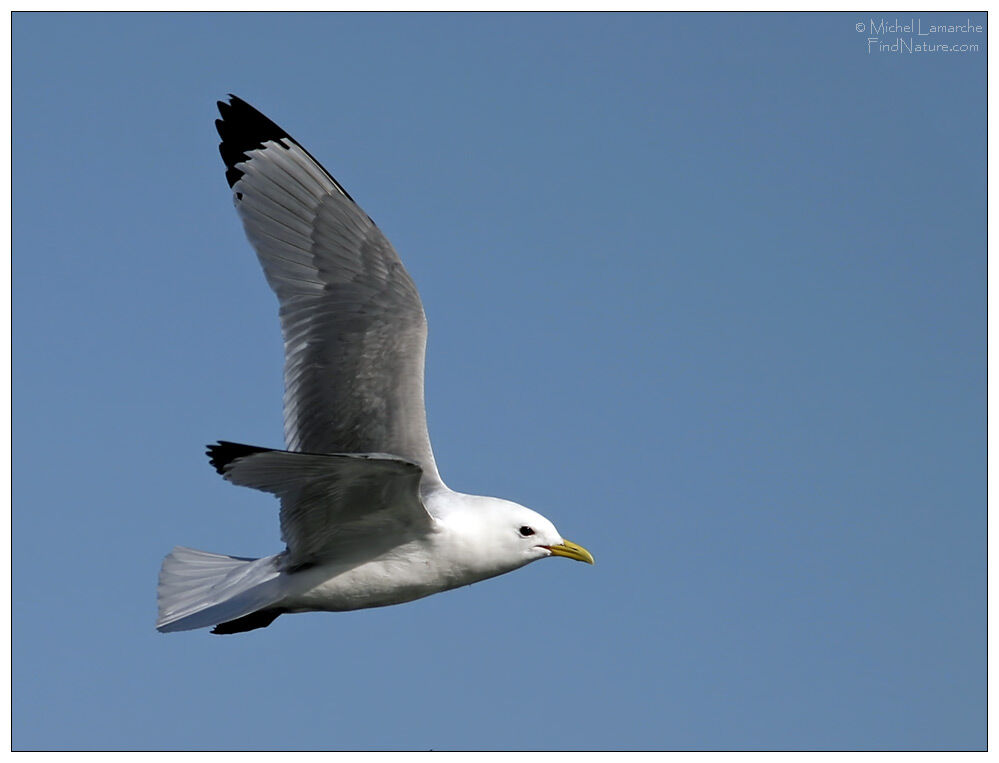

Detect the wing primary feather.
xmin=216 ymin=95 xmax=358 ymax=207
xmin=206 ymin=441 xmax=274 ymax=475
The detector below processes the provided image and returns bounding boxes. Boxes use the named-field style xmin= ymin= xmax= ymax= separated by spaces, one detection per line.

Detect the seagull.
xmin=156 ymin=95 xmax=593 ymax=634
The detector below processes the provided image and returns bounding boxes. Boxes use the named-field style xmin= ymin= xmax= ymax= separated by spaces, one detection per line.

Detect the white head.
xmin=442 ymin=494 xmax=594 ymax=582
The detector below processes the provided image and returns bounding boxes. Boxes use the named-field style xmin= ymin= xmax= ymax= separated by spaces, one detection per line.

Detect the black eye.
xmin=519 ymin=526 xmax=535 ymax=537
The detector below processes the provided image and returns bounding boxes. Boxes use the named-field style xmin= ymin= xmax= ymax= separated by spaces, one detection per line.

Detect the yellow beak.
xmin=545 ymin=539 xmax=595 ymax=565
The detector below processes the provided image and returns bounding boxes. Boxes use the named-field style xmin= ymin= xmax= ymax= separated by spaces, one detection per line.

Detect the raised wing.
xmin=207 ymin=441 xmax=432 ymax=567
xmin=215 ymin=96 xmax=441 ymax=486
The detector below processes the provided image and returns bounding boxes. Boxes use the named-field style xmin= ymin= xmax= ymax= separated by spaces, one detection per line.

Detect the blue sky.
xmin=13 ymin=12 xmax=985 ymax=751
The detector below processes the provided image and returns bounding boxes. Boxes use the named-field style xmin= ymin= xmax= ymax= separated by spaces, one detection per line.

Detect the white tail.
xmin=156 ymin=546 xmax=285 ymax=633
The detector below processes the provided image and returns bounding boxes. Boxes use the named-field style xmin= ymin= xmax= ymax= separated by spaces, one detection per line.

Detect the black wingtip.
xmin=215 ymin=95 xmax=294 ymax=188
xmin=214 ymin=94 xmax=359 ymax=205
xmin=206 ymin=440 xmax=273 ymax=475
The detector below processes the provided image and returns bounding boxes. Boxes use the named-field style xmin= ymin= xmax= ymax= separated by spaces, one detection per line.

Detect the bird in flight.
xmin=156 ymin=95 xmax=593 ymax=634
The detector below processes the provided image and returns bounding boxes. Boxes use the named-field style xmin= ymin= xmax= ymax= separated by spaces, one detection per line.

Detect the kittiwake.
xmin=156 ymin=95 xmax=593 ymax=635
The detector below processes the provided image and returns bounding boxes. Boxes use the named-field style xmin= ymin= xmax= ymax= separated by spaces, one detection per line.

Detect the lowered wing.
xmin=207 ymin=441 xmax=432 ymax=567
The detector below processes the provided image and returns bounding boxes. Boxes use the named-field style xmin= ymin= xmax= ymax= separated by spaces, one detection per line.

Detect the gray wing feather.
xmin=221 ymin=107 xmax=442 ymax=486
xmin=220 ymin=448 xmax=432 ymax=566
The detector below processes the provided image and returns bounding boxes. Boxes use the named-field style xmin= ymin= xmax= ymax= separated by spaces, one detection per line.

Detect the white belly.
xmin=274 ymin=501 xmax=534 ymax=613
xmin=279 ymin=539 xmax=470 ymax=612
